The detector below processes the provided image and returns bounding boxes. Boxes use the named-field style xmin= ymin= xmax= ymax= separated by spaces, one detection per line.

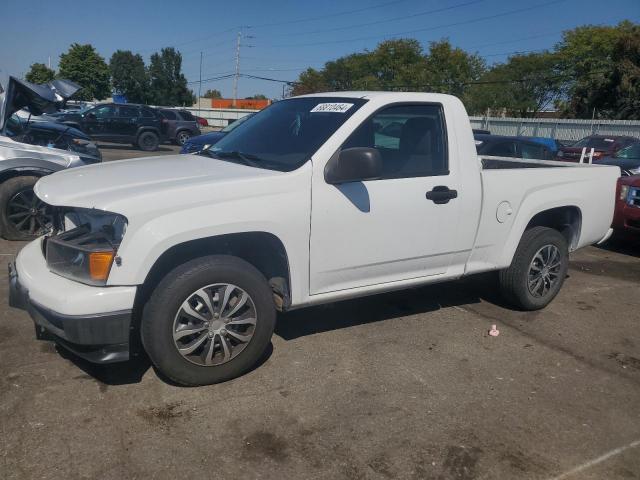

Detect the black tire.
xmin=175 ymin=130 xmax=191 ymax=146
xmin=0 ymin=176 xmax=51 ymax=241
xmin=141 ymin=255 xmax=276 ymax=386
xmin=137 ymin=131 xmax=159 ymax=151
xmin=498 ymin=226 xmax=569 ymax=311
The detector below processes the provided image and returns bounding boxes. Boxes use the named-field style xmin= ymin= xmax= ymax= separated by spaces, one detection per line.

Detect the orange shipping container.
xmin=211 ymin=98 xmax=271 ymax=109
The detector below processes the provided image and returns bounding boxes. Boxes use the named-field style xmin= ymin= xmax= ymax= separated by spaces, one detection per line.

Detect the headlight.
xmin=619 ymin=185 xmax=629 ymax=201
xmin=45 ymin=209 xmax=127 ymax=286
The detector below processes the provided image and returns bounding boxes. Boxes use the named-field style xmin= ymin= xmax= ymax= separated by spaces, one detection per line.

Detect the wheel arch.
xmin=134 ymin=231 xmax=292 ymax=317
xmin=524 ymin=205 xmax=582 ymax=251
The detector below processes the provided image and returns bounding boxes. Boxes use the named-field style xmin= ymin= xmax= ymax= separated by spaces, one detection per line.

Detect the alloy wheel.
xmin=527 ymin=244 xmax=562 ymax=298
xmin=6 ymin=188 xmax=52 ymax=236
xmin=172 ymin=283 xmax=257 ymax=366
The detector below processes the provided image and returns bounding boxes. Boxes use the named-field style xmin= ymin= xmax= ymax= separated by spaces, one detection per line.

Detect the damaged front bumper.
xmin=9 ymin=261 xmax=131 ymax=363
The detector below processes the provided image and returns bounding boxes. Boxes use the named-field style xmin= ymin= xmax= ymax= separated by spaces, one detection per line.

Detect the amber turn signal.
xmin=89 ymin=251 xmax=115 ymax=281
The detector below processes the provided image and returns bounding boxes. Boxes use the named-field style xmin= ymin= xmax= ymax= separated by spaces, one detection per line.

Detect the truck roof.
xmin=296 ymin=91 xmax=457 ymax=101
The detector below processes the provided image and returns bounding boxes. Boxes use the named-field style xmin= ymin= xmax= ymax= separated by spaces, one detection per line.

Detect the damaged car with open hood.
xmin=0 ymin=76 xmax=101 ymax=240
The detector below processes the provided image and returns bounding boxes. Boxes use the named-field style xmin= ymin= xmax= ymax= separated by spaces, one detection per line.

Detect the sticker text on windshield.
xmin=310 ymin=103 xmax=354 ymax=113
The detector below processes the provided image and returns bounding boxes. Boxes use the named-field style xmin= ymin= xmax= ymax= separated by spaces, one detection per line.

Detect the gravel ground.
xmin=1 ymin=144 xmax=639 ymax=479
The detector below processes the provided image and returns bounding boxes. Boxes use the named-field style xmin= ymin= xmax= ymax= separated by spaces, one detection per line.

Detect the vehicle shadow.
xmin=597 ymin=236 xmax=640 ymax=258
xmin=275 ymin=277 xmax=494 ymax=341
xmin=56 ymin=340 xmax=274 ymax=388
xmin=97 ymin=144 xmax=174 ymax=153
xmin=56 ymin=347 xmax=152 ymax=386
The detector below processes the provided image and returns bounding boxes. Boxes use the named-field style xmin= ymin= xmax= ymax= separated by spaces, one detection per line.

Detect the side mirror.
xmin=324 ymin=147 xmax=382 ymax=184
xmin=85 ymin=112 xmax=96 ymax=120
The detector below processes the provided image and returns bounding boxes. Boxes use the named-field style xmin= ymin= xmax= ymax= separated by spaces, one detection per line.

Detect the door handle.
xmin=426 ymin=186 xmax=457 ymax=204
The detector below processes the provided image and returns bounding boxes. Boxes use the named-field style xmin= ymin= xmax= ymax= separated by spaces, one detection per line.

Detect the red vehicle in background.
xmin=557 ymin=135 xmax=638 ymax=162
xmin=613 ymin=175 xmax=640 ymax=238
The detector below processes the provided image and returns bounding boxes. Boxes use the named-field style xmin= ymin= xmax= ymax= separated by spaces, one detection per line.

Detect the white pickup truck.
xmin=9 ymin=92 xmax=619 ymax=386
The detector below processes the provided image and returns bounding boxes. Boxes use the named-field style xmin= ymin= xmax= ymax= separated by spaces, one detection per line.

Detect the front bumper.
xmin=8 ymin=241 xmax=137 ymax=364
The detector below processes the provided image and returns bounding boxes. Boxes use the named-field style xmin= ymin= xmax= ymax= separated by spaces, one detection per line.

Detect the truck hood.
xmin=34 ymin=153 xmax=286 ymax=212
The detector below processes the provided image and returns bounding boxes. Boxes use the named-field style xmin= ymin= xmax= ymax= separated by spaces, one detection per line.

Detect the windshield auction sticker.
xmin=310 ymin=103 xmax=354 ymax=113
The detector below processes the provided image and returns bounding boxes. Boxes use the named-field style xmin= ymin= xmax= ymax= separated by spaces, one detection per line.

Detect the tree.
xmin=291 ymin=38 xmax=484 ymax=97
xmin=424 ymin=40 xmax=485 ymax=97
xmin=148 ymin=47 xmax=195 ymax=106
xmin=245 ymin=94 xmax=267 ymax=100
xmin=555 ymin=21 xmax=637 ymax=118
xmin=109 ymin=50 xmax=149 ymax=104
xmin=25 ymin=63 xmax=55 ymax=84
xmin=58 ymin=43 xmax=110 ymax=101
xmin=466 ymin=52 xmax=562 ymax=117
xmin=606 ymin=27 xmax=640 ymax=119
xmin=203 ymin=89 xmax=222 ymax=99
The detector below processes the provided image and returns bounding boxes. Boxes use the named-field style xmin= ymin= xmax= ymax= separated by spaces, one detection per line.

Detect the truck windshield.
xmin=205 ymin=97 xmax=367 ymax=171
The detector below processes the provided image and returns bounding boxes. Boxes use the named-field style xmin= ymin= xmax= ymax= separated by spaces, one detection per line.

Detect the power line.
xmin=247 ymin=0 xmax=410 ymax=29
xmin=262 ymin=0 xmax=567 ymax=48
xmin=270 ymin=0 xmax=485 ymax=37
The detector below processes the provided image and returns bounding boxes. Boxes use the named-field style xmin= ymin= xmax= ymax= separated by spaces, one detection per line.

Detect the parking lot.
xmin=0 ymin=146 xmax=638 ymax=480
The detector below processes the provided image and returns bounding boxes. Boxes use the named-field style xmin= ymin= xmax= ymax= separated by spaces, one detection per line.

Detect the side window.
xmin=118 ymin=106 xmax=139 ymax=117
xmin=342 ymin=104 xmax=448 ymax=178
xmin=520 ymin=142 xmax=546 ymax=160
xmin=485 ymin=141 xmax=517 ymax=158
xmin=160 ymin=109 xmax=177 ymax=120
xmin=92 ymin=105 xmax=116 ymax=119
xmin=141 ymin=107 xmax=157 ymax=118
xmin=178 ymin=110 xmax=195 ymax=121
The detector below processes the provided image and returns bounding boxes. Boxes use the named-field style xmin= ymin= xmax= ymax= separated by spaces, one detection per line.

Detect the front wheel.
xmin=498 ymin=226 xmax=569 ymax=310
xmin=0 ymin=176 xmax=52 ymax=241
xmin=141 ymin=255 xmax=276 ymax=386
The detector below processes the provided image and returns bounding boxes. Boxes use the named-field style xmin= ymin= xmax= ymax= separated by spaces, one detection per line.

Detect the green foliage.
xmin=110 ymin=50 xmax=149 ymax=104
xmin=25 ymin=63 xmax=55 ymax=84
xmin=148 ymin=48 xmax=196 ymax=106
xmin=203 ymin=89 xmax=222 ymax=99
xmin=555 ymin=21 xmax=637 ymax=118
xmin=245 ymin=94 xmax=268 ymax=100
xmin=58 ymin=43 xmax=110 ymax=101
xmin=424 ymin=40 xmax=486 ymax=97
xmin=292 ymin=39 xmax=484 ymax=97
xmin=466 ymin=52 xmax=563 ymax=117
xmin=607 ymin=27 xmax=640 ymax=119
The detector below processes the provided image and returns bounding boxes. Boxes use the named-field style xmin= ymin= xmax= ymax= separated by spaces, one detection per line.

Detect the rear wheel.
xmin=137 ymin=131 xmax=159 ymax=151
xmin=175 ymin=130 xmax=191 ymax=146
xmin=0 ymin=176 xmax=52 ymax=241
xmin=498 ymin=226 xmax=569 ymax=310
xmin=141 ymin=255 xmax=276 ymax=386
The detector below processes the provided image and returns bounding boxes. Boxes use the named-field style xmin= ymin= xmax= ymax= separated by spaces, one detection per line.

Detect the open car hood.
xmin=0 ymin=76 xmax=81 ymax=131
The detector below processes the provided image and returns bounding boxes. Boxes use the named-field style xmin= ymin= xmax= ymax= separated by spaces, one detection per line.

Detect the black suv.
xmin=55 ymin=103 xmax=164 ymax=151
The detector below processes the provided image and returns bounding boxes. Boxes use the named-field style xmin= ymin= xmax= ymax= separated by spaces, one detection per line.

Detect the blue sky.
xmin=1 ymin=0 xmax=638 ymax=99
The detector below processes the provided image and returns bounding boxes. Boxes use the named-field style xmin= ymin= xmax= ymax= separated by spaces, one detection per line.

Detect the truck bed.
xmin=466 ymin=155 xmax=620 ymax=274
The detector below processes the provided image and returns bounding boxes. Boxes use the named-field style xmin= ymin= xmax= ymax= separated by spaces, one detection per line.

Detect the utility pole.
xmin=233 ymin=31 xmax=241 ymax=107
xmin=198 ymin=51 xmax=203 ymax=115
xmin=232 ymin=28 xmax=254 ymax=107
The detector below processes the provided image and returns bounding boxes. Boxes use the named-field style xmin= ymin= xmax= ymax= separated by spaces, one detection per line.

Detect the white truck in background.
xmin=9 ymin=92 xmax=619 ymax=386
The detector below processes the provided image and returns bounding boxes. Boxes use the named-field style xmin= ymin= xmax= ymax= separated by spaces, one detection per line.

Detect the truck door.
xmin=309 ymin=103 xmax=462 ymax=294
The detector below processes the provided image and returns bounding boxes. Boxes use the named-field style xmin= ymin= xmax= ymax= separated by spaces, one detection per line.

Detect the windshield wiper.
xmin=208 ymin=150 xmax=264 ymax=168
